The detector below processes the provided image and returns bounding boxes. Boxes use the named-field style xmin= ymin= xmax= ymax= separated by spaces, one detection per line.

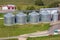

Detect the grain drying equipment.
xmin=16 ymin=12 xmax=27 ymax=25
xmin=29 ymin=11 xmax=39 ymax=24
xmin=4 ymin=13 xmax=15 ymax=26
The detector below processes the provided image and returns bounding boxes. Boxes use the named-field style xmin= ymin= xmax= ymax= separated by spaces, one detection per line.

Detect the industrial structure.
xmin=4 ymin=8 xmax=59 ymax=26
xmin=16 ymin=12 xmax=27 ymax=25
xmin=4 ymin=13 xmax=15 ymax=26
xmin=0 ymin=4 xmax=16 ymax=13
xmin=29 ymin=11 xmax=39 ymax=24
xmin=40 ymin=10 xmax=51 ymax=22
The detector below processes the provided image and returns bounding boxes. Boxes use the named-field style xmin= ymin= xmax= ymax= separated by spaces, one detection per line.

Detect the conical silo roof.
xmin=40 ymin=10 xmax=49 ymax=15
xmin=4 ymin=13 xmax=14 ymax=17
xmin=51 ymin=10 xmax=58 ymax=14
xmin=16 ymin=12 xmax=27 ymax=16
xmin=29 ymin=11 xmax=39 ymax=16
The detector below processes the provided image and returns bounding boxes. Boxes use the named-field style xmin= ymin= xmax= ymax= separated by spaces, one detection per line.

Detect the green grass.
xmin=27 ymin=35 xmax=60 ymax=40
xmin=0 ymin=0 xmax=60 ymax=5
xmin=0 ymin=13 xmax=5 ymax=18
xmin=0 ymin=19 xmax=50 ymax=37
xmin=7 ymin=39 xmax=18 ymax=40
xmin=0 ymin=0 xmax=34 ymax=5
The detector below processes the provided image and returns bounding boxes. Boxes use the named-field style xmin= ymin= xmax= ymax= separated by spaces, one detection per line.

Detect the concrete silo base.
xmin=29 ymin=23 xmax=39 ymax=24
xmin=16 ymin=23 xmax=26 ymax=25
xmin=18 ymin=37 xmax=27 ymax=40
xmin=4 ymin=24 xmax=13 ymax=26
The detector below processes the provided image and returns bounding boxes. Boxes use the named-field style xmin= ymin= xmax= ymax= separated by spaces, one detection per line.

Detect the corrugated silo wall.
xmin=29 ymin=14 xmax=39 ymax=23
xmin=16 ymin=14 xmax=27 ymax=24
xmin=58 ymin=13 xmax=60 ymax=20
xmin=52 ymin=13 xmax=58 ymax=22
xmin=4 ymin=15 xmax=15 ymax=26
xmin=41 ymin=14 xmax=51 ymax=22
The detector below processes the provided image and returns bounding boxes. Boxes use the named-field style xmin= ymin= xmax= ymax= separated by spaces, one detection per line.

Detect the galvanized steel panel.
xmin=4 ymin=13 xmax=15 ymax=26
xmin=29 ymin=11 xmax=39 ymax=24
xmin=16 ymin=12 xmax=27 ymax=24
xmin=40 ymin=10 xmax=51 ymax=22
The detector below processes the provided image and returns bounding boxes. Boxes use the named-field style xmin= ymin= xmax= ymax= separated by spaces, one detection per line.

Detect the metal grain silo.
xmin=52 ymin=10 xmax=58 ymax=22
xmin=47 ymin=10 xmax=53 ymax=21
xmin=29 ymin=11 xmax=39 ymax=24
xmin=16 ymin=12 xmax=27 ymax=25
xmin=4 ymin=13 xmax=15 ymax=26
xmin=40 ymin=10 xmax=51 ymax=22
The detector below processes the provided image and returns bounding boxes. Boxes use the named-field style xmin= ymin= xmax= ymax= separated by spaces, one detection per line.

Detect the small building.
xmin=7 ymin=4 xmax=16 ymax=10
xmin=0 ymin=5 xmax=16 ymax=13
xmin=2 ymin=6 xmax=8 ymax=10
xmin=2 ymin=4 xmax=16 ymax=10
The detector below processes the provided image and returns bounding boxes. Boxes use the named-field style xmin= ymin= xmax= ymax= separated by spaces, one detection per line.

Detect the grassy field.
xmin=0 ymin=13 xmax=5 ymax=17
xmin=6 ymin=39 xmax=18 ymax=40
xmin=0 ymin=19 xmax=50 ymax=37
xmin=0 ymin=0 xmax=34 ymax=5
xmin=0 ymin=0 xmax=60 ymax=5
xmin=27 ymin=35 xmax=60 ymax=40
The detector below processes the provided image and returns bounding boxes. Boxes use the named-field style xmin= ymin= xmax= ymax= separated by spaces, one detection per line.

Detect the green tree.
xmin=48 ymin=1 xmax=60 ymax=8
xmin=16 ymin=6 xmax=21 ymax=10
xmin=35 ymin=0 xmax=44 ymax=6
xmin=26 ymin=6 xmax=35 ymax=10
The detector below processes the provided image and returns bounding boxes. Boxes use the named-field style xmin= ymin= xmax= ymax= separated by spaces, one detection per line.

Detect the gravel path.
xmin=0 ymin=18 xmax=4 ymax=19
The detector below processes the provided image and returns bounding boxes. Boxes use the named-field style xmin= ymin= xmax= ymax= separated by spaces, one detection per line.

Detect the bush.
xmin=48 ymin=1 xmax=60 ymax=8
xmin=16 ymin=6 xmax=21 ymax=10
xmin=26 ymin=6 xmax=35 ymax=10
xmin=35 ymin=0 xmax=44 ymax=6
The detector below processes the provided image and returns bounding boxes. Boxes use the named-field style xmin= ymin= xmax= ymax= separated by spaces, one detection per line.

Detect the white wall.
xmin=2 ymin=6 xmax=8 ymax=10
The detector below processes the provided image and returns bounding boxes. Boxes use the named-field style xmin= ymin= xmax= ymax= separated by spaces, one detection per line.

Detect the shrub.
xmin=16 ymin=6 xmax=21 ymax=10
xmin=26 ymin=6 xmax=35 ymax=10
xmin=35 ymin=0 xmax=44 ymax=6
xmin=48 ymin=1 xmax=60 ymax=8
xmin=49 ymin=34 xmax=53 ymax=36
